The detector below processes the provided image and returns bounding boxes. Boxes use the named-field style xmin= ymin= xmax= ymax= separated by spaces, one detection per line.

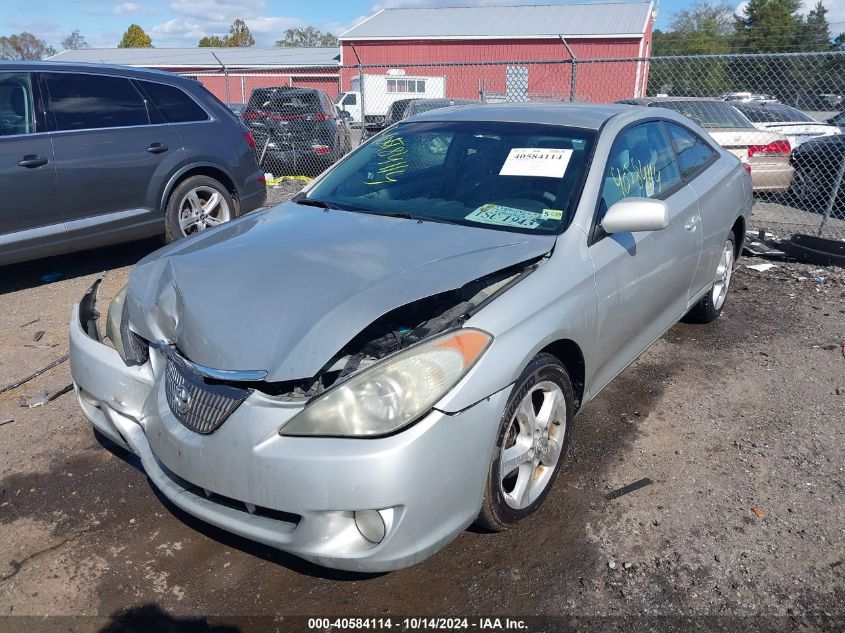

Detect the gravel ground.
xmin=263 ymin=179 xmax=307 ymax=208
xmin=0 ymin=243 xmax=843 ymax=632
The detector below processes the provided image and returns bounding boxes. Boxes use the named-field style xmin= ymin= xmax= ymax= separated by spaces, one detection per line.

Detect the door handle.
xmin=146 ymin=143 xmax=168 ymax=154
xmin=18 ymin=155 xmax=48 ymax=168
xmin=685 ymin=216 xmax=700 ymax=231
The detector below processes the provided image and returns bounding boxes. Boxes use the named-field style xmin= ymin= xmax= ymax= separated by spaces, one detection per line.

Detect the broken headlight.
xmin=279 ymin=329 xmax=492 ymax=438
xmin=105 ymin=285 xmax=127 ymax=359
xmin=105 ymin=284 xmax=149 ymax=366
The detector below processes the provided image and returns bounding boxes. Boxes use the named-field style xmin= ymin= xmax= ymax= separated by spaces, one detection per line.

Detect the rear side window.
xmin=43 ymin=73 xmax=149 ymax=131
xmin=0 ymin=72 xmax=35 ymax=136
xmin=665 ymin=122 xmax=718 ymax=179
xmin=138 ymin=80 xmax=208 ymax=123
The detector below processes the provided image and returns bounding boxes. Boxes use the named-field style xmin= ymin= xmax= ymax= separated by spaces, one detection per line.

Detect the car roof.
xmin=409 ymin=101 xmax=630 ymax=130
xmin=251 ymin=86 xmax=320 ymax=94
xmin=620 ymin=97 xmax=729 ymax=105
xmin=0 ymin=60 xmax=193 ymax=83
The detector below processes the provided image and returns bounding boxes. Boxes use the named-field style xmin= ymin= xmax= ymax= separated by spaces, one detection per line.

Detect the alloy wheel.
xmin=712 ymin=240 xmax=734 ymax=311
xmin=499 ymin=380 xmax=567 ymax=510
xmin=178 ymin=186 xmax=231 ymax=237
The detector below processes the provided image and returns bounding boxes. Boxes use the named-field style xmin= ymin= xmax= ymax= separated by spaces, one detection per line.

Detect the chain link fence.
xmin=188 ymin=51 xmax=845 ymax=239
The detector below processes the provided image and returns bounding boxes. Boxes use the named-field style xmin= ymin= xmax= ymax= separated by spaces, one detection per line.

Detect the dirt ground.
xmin=0 ymin=237 xmax=843 ymax=632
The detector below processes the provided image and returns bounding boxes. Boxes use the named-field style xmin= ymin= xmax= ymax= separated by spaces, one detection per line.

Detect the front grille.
xmin=164 ymin=349 xmax=249 ymax=434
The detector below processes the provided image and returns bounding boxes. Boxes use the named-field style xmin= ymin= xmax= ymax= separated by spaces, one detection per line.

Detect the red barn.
xmin=339 ymin=2 xmax=655 ymax=105
xmin=47 ymin=47 xmax=341 ymax=103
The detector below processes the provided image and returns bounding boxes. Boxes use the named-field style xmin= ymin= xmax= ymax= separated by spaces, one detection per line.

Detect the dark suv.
xmin=243 ymin=86 xmax=351 ymax=176
xmin=0 ymin=62 xmax=266 ymax=266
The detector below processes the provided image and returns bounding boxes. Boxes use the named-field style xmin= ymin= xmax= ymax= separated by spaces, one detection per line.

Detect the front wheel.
xmin=164 ymin=176 xmax=236 ymax=243
xmin=476 ymin=353 xmax=574 ymax=532
xmin=684 ymin=234 xmax=736 ymax=324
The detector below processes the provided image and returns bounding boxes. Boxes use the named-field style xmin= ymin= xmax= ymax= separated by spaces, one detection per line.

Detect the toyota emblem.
xmin=174 ymin=385 xmax=192 ymax=414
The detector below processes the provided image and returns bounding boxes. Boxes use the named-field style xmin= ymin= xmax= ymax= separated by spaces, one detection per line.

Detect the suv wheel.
xmin=164 ymin=176 xmax=236 ymax=243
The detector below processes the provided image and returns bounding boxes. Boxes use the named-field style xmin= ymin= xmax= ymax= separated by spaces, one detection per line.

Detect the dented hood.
xmin=125 ymin=202 xmax=555 ymax=381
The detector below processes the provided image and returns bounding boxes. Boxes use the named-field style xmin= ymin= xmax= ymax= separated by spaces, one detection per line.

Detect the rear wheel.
xmin=164 ymin=176 xmax=236 ymax=243
xmin=685 ymin=234 xmax=735 ymax=324
xmin=476 ymin=353 xmax=574 ymax=532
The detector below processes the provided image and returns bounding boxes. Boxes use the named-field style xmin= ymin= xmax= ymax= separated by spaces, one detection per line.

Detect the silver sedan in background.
xmin=70 ymin=103 xmax=751 ymax=572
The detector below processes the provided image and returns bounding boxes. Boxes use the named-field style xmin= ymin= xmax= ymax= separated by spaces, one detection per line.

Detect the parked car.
xmin=826 ymin=110 xmax=845 ymax=132
xmin=70 ymin=102 xmax=750 ymax=572
xmin=0 ymin=62 xmax=266 ymax=267
xmin=243 ymin=86 xmax=352 ymax=176
xmin=362 ymin=98 xmax=482 ymax=140
xmin=226 ymin=102 xmax=247 ymax=121
xmin=619 ymin=98 xmax=794 ymax=192
xmin=790 ymin=134 xmax=845 ymax=207
xmin=730 ymin=101 xmax=841 ymax=148
xmin=720 ymin=92 xmax=777 ymax=103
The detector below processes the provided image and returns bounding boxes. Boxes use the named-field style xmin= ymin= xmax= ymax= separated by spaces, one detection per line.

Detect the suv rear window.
xmin=138 ymin=80 xmax=209 ymax=123
xmin=248 ymin=89 xmax=322 ymax=115
xmin=43 ymin=72 xmax=150 ymax=131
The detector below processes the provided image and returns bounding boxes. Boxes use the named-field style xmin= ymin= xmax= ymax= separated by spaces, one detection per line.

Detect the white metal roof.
xmin=340 ymin=2 xmax=654 ymax=41
xmin=46 ymin=47 xmax=340 ymax=69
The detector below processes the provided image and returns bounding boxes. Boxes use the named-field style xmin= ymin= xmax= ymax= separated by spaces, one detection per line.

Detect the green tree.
xmin=803 ymin=1 xmax=831 ymax=51
xmin=226 ymin=19 xmax=254 ymax=47
xmin=61 ymin=29 xmax=88 ymax=50
xmin=275 ymin=26 xmax=338 ymax=47
xmin=833 ymin=32 xmax=845 ymax=50
xmin=652 ymin=1 xmax=735 ymax=55
xmin=198 ymin=20 xmax=254 ymax=47
xmin=0 ymin=32 xmax=56 ymax=60
xmin=734 ymin=0 xmax=805 ymax=53
xmin=198 ymin=35 xmax=226 ymax=47
xmin=118 ymin=24 xmax=153 ymax=48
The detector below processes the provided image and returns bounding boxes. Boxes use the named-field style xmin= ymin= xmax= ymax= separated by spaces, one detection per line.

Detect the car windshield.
xmin=385 ymin=99 xmax=415 ymax=125
xmin=656 ymin=101 xmax=752 ymax=129
xmin=734 ymin=103 xmax=816 ymax=123
xmin=305 ymin=120 xmax=596 ymax=235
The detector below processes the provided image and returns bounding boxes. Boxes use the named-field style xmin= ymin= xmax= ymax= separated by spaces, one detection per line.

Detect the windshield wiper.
xmin=369 ymin=210 xmax=420 ymax=221
xmin=295 ymin=197 xmax=338 ymax=210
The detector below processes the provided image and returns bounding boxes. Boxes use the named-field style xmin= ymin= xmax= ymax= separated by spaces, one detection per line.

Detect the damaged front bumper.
xmin=69 ymin=284 xmax=510 ymax=572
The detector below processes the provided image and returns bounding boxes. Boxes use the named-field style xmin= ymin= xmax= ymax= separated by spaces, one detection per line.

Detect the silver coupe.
xmin=70 ymin=103 xmax=752 ymax=572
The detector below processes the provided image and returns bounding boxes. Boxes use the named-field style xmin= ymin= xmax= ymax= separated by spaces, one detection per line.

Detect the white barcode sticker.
xmin=499 ymin=148 xmax=573 ymax=179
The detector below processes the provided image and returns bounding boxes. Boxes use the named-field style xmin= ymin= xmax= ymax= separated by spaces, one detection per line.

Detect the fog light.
xmin=354 ymin=510 xmax=386 ymax=544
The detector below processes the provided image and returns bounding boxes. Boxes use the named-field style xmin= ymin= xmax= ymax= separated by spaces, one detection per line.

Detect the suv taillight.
xmin=312 ymin=113 xmax=330 ymax=122
xmin=747 ymin=139 xmax=791 ymax=158
xmin=243 ymin=131 xmax=256 ymax=149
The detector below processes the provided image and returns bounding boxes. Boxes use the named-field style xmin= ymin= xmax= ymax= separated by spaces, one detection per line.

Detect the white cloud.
xmin=114 ymin=2 xmax=140 ymax=14
xmin=151 ymin=2 xmax=303 ymax=47
xmin=168 ymin=0 xmax=266 ymax=21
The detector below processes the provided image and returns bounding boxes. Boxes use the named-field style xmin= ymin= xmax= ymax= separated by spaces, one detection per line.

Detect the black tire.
xmin=476 ymin=353 xmax=574 ymax=532
xmin=684 ymin=233 xmax=736 ymax=324
xmin=164 ymin=175 xmax=237 ymax=244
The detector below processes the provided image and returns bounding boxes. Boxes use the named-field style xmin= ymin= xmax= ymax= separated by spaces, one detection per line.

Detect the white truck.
xmin=335 ymin=72 xmax=446 ymax=125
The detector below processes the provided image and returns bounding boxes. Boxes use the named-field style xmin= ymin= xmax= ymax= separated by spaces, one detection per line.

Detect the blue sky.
xmin=3 ymin=0 xmax=843 ymax=49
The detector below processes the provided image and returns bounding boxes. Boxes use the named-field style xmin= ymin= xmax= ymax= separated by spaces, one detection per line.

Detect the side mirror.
xmin=601 ymin=198 xmax=669 ymax=234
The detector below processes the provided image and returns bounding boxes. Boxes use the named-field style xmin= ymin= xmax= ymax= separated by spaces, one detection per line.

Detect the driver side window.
xmin=600 ymin=122 xmax=681 ymax=213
